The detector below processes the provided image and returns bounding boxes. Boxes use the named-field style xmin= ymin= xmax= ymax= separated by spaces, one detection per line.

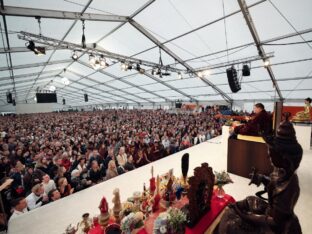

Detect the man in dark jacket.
xmin=233 ymin=103 xmax=272 ymax=136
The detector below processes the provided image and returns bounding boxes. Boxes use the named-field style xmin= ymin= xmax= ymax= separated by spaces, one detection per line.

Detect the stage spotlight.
xmin=127 ymin=64 xmax=133 ymax=70
xmin=197 ymin=71 xmax=203 ymax=78
xmin=26 ymin=41 xmax=46 ymax=55
xmin=99 ymin=55 xmax=108 ymax=68
xmin=89 ymin=54 xmax=96 ymax=65
xmin=121 ymin=62 xmax=128 ymax=71
xmin=72 ymin=51 xmax=78 ymax=61
xmin=156 ymin=68 xmax=162 ymax=78
xmin=61 ymin=77 xmax=70 ymax=85
xmin=263 ymin=60 xmax=270 ymax=67
xmin=203 ymin=69 xmax=211 ymax=77
xmin=92 ymin=60 xmax=101 ymax=70
xmin=49 ymin=85 xmax=56 ymax=92
xmin=151 ymin=68 xmax=156 ymax=75
xmin=136 ymin=64 xmax=145 ymax=74
xmin=26 ymin=41 xmax=35 ymax=51
xmin=177 ymin=72 xmax=182 ymax=79
xmin=242 ymin=64 xmax=250 ymax=76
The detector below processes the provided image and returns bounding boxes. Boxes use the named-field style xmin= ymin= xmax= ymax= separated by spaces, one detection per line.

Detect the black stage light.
xmin=242 ymin=64 xmax=250 ymax=76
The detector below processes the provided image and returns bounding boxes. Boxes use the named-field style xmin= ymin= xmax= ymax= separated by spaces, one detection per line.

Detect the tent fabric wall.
xmin=0 ymin=0 xmax=312 ymax=110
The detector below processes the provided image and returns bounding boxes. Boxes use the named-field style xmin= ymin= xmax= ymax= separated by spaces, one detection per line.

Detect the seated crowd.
xmin=0 ymin=108 xmax=224 ymax=223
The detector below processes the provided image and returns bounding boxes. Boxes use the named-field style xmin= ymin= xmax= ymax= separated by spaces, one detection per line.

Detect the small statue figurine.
xmin=218 ymin=114 xmax=302 ymax=234
xmin=292 ymin=97 xmax=311 ymax=122
xmin=76 ymin=213 xmax=92 ymax=234
xmin=152 ymin=175 xmax=161 ymax=212
xmin=98 ymin=196 xmax=110 ymax=228
xmin=162 ymin=173 xmax=176 ymax=207
xmin=112 ymin=188 xmax=122 ymax=224
xmin=150 ymin=166 xmax=156 ymax=194
xmin=64 ymin=224 xmax=77 ymax=234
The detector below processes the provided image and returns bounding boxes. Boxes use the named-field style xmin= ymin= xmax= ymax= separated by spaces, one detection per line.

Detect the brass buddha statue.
xmin=292 ymin=97 xmax=311 ymax=122
xmin=218 ymin=113 xmax=303 ymax=234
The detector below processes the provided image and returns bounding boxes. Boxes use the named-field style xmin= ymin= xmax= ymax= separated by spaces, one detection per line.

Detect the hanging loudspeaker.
xmin=62 ymin=98 xmax=66 ymax=105
xmin=84 ymin=94 xmax=88 ymax=102
xmin=242 ymin=64 xmax=250 ymax=76
xmin=6 ymin=92 xmax=13 ymax=103
xmin=226 ymin=67 xmax=241 ymax=93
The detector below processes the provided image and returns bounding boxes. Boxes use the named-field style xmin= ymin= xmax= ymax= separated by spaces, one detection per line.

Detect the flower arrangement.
xmin=153 ymin=208 xmax=187 ymax=234
xmin=214 ymin=170 xmax=233 ymax=188
xmin=120 ymin=212 xmax=144 ymax=234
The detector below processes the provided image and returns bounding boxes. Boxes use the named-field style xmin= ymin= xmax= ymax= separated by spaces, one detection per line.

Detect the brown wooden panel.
xmin=227 ymin=139 xmax=273 ymax=178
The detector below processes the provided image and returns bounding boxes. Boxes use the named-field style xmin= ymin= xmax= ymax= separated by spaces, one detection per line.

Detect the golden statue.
xmin=292 ymin=97 xmax=311 ymax=122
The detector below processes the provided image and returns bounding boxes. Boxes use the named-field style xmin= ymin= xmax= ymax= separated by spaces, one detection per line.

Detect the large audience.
xmin=0 ymin=107 xmax=225 ymax=226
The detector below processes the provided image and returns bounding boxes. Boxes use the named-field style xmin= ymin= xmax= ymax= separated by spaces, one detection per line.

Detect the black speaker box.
xmin=242 ymin=64 xmax=250 ymax=76
xmin=62 ymin=98 xmax=66 ymax=105
xmin=84 ymin=94 xmax=88 ymax=102
xmin=226 ymin=67 xmax=241 ymax=93
xmin=36 ymin=93 xmax=57 ymax=103
xmin=6 ymin=92 xmax=12 ymax=103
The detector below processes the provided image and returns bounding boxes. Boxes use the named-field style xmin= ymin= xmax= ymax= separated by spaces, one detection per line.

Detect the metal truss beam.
xmin=66 ymin=70 xmax=141 ymax=104
xmin=143 ymin=72 xmax=195 ymax=101
xmin=0 ymin=59 xmax=72 ymax=71
xmin=0 ymin=46 xmax=57 ymax=54
xmin=0 ymin=78 xmax=52 ymax=91
xmin=17 ymin=31 xmax=183 ymax=73
xmin=194 ymin=53 xmax=274 ymax=72
xmin=56 ymin=88 xmax=110 ymax=104
xmin=21 ymin=0 xmax=94 ymax=101
xmin=0 ymin=69 xmax=61 ymax=82
xmin=237 ymin=0 xmax=283 ymax=100
xmin=128 ymin=19 xmax=233 ymax=103
xmin=0 ymin=6 xmax=128 ymax=22
xmin=47 ymin=80 xmax=117 ymax=103
xmin=77 ymin=60 xmax=168 ymax=102
xmin=130 ymin=0 xmax=267 ymax=59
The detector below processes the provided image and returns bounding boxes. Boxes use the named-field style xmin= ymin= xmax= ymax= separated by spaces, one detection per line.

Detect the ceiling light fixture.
xmin=89 ymin=54 xmax=96 ymax=65
xmin=61 ymin=77 xmax=70 ymax=85
xmin=263 ymin=60 xmax=270 ymax=67
xmin=72 ymin=51 xmax=78 ymax=61
xmin=49 ymin=85 xmax=56 ymax=92
xmin=99 ymin=55 xmax=108 ymax=68
xmin=136 ymin=64 xmax=145 ymax=74
xmin=26 ymin=41 xmax=46 ymax=55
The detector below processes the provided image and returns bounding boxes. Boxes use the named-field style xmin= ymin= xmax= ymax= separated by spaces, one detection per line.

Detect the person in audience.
xmin=134 ymin=149 xmax=149 ymax=168
xmin=9 ymin=197 xmax=28 ymax=221
xmin=124 ymin=155 xmax=135 ymax=172
xmin=106 ymin=160 xmax=118 ymax=180
xmin=10 ymin=161 xmax=25 ymax=197
xmin=232 ymin=103 xmax=272 ymax=136
xmin=0 ymin=109 xmax=225 ymax=208
xmin=48 ymin=189 xmax=61 ymax=202
xmin=57 ymin=177 xmax=74 ymax=198
xmin=26 ymin=183 xmax=48 ymax=210
xmin=116 ymin=147 xmax=127 ymax=169
xmin=103 ymin=148 xmax=115 ymax=170
xmin=42 ymin=174 xmax=56 ymax=195
xmin=88 ymin=160 xmax=104 ymax=184
xmin=35 ymin=156 xmax=50 ymax=175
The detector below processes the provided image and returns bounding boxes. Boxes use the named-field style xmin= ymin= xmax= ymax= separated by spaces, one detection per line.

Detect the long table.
xmin=7 ymin=137 xmax=258 ymax=234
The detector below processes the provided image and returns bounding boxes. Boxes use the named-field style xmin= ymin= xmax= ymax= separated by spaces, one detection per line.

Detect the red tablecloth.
xmin=138 ymin=193 xmax=235 ymax=234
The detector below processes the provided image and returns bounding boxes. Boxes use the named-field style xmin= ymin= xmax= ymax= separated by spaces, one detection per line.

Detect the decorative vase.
xmin=216 ymin=185 xmax=225 ymax=199
xmin=169 ymin=225 xmax=186 ymax=234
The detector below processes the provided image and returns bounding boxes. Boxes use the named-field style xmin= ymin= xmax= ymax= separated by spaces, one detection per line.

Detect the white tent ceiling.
xmin=0 ymin=0 xmax=312 ymax=109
